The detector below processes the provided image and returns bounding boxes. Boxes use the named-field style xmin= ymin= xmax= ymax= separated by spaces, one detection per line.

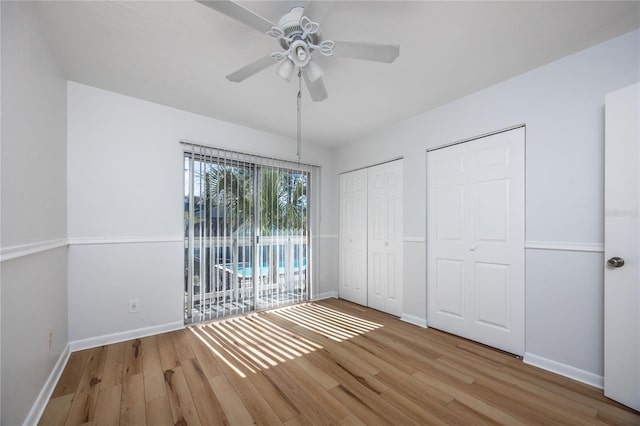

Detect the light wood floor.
xmin=40 ymin=298 xmax=640 ymax=425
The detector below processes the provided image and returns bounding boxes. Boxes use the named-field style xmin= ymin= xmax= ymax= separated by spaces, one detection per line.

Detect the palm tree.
xmin=195 ymin=161 xmax=308 ymax=289
xmin=259 ymin=168 xmax=308 ymax=285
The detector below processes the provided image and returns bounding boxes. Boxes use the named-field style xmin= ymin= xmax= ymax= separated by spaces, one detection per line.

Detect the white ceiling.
xmin=35 ymin=1 xmax=640 ymax=146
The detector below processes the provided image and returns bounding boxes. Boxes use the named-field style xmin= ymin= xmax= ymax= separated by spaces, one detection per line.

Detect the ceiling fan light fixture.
xmin=296 ymin=45 xmax=307 ymax=62
xmin=289 ymin=40 xmax=311 ymax=67
xmin=276 ymin=58 xmax=295 ymax=81
xmin=304 ymin=59 xmax=323 ymax=82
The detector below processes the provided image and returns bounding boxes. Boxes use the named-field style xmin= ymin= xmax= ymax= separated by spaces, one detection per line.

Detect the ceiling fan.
xmin=197 ymin=1 xmax=400 ymax=102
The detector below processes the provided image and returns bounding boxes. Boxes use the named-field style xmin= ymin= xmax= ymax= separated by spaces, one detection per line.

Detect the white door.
xmin=368 ymin=160 xmax=403 ymax=316
xmin=427 ymin=127 xmax=525 ymax=355
xmin=339 ymin=169 xmax=368 ymax=306
xmin=604 ymin=83 xmax=640 ymax=411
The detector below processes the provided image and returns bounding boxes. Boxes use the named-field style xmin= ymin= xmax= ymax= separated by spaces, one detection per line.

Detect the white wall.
xmin=335 ymin=30 xmax=640 ymax=382
xmin=67 ymin=82 xmax=338 ymax=343
xmin=0 ymin=2 xmax=68 ymax=424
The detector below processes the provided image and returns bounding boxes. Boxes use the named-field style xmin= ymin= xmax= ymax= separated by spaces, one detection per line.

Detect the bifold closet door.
xmin=339 ymin=169 xmax=368 ymax=306
xmin=427 ymin=127 xmax=525 ymax=355
xmin=367 ymin=160 xmax=403 ymax=316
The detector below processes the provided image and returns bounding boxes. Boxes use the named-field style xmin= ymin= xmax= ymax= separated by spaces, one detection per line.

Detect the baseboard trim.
xmin=400 ymin=314 xmax=428 ymax=328
xmin=69 ymin=321 xmax=184 ymax=352
xmin=523 ymin=352 xmax=604 ymax=389
xmin=24 ymin=344 xmax=71 ymax=426
xmin=311 ymin=291 xmax=338 ymax=301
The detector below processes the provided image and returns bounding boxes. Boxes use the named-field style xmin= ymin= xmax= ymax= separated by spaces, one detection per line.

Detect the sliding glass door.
xmin=184 ymin=146 xmax=310 ymax=324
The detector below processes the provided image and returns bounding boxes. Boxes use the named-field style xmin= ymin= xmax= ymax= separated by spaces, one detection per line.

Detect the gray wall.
xmin=1 ymin=2 xmax=68 ymax=424
xmin=334 ymin=29 xmax=640 ymax=383
xmin=66 ymin=82 xmax=338 ymax=343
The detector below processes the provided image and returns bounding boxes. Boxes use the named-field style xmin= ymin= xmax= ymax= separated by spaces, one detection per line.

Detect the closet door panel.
xmin=339 ymin=169 xmax=368 ymax=305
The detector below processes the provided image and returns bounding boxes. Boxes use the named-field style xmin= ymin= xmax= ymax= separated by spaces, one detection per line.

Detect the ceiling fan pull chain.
xmin=297 ymin=70 xmax=302 ymax=161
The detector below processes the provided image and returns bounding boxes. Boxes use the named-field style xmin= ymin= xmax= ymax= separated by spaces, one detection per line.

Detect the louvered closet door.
xmin=339 ymin=169 xmax=368 ymax=306
xmin=368 ymin=160 xmax=403 ymax=316
xmin=427 ymin=128 xmax=525 ymax=355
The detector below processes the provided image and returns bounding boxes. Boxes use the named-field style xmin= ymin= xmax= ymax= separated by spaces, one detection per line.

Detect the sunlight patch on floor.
xmin=269 ymin=303 xmax=383 ymax=342
xmin=189 ymin=302 xmax=383 ymax=377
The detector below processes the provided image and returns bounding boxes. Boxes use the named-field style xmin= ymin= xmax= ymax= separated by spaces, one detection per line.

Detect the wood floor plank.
xmin=39 ymin=299 xmax=640 ymax=426
xmin=170 ymin=328 xmax=196 ymax=361
xmin=208 ymin=374 xmax=255 ymax=425
xmin=292 ymin=356 xmax=339 ymax=390
xmin=380 ymin=387 xmax=451 ymax=426
xmin=337 ymin=413 xmax=367 ymax=426
xmin=239 ymin=359 xmax=300 ymax=422
xmin=145 ymin=396 xmax=174 ymax=426
xmin=446 ymin=399 xmax=502 ymax=425
xmin=156 ymin=332 xmax=180 ymax=370
xmin=38 ymin=394 xmax=73 ymax=426
xmin=100 ymin=342 xmax=125 ymax=390
xmin=185 ymin=327 xmax=223 ymax=378
xmin=140 ymin=336 xmax=166 ymax=402
xmin=413 ymin=371 xmax=527 ymax=425
xmin=305 ymin=352 xmax=418 ymax=425
xmin=374 ymin=365 xmax=454 ymax=405
xmin=283 ymin=360 xmax=350 ymax=420
xmin=328 ymin=384 xmax=394 ymax=426
xmin=259 ymin=365 xmax=340 ymax=426
xmin=92 ymin=384 xmax=122 ymax=426
xmin=373 ymin=366 xmax=474 ymax=424
xmin=120 ymin=373 xmax=146 ymax=426
xmin=122 ymin=339 xmax=142 ymax=378
xmin=51 ymin=350 xmax=90 ymax=398
xmin=197 ymin=334 xmax=284 ymax=425
xmin=180 ymin=357 xmax=228 ymax=425
xmin=197 ymin=324 xmax=303 ymax=424
xmin=163 ymin=366 xmax=202 ymax=426
xmin=64 ymin=346 xmax=108 ymax=425
xmin=283 ymin=415 xmax=307 ymax=426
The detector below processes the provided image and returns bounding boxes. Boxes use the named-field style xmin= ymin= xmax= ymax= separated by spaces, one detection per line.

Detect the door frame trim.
xmin=426 ymin=124 xmax=526 ymax=153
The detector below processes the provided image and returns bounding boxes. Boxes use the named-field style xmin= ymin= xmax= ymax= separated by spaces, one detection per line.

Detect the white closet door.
xmin=368 ymin=160 xmax=403 ymax=316
xmin=339 ymin=169 xmax=368 ymax=306
xmin=427 ymin=128 xmax=525 ymax=355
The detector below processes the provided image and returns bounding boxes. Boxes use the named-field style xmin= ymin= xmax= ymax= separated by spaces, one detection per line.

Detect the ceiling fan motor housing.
xmin=277 ymin=6 xmax=322 ymax=50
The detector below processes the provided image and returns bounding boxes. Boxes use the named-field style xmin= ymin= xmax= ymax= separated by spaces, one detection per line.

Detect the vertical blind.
xmin=183 ymin=142 xmax=315 ymax=324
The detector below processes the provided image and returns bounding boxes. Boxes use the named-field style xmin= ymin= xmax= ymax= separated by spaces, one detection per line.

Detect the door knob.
xmin=607 ymin=257 xmax=625 ymax=268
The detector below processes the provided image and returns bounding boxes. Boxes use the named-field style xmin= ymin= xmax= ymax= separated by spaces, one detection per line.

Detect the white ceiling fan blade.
xmin=197 ymin=1 xmax=275 ymax=33
xmin=303 ymin=72 xmax=328 ymax=102
xmin=302 ymin=1 xmax=335 ymax=24
xmin=226 ymin=56 xmax=276 ymax=82
xmin=332 ymin=41 xmax=400 ymax=63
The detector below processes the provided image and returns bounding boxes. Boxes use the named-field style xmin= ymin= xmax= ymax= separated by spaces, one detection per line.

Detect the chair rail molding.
xmin=524 ymin=240 xmax=604 ymax=253
xmin=0 ymin=238 xmax=68 ymax=262
xmin=68 ymin=236 xmax=183 ymax=246
xmin=403 ymin=236 xmax=425 ymax=243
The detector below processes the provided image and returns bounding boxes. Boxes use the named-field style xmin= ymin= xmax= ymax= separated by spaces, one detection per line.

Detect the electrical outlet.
xmin=48 ymin=329 xmax=53 ymax=351
xmin=129 ymin=299 xmax=141 ymax=313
